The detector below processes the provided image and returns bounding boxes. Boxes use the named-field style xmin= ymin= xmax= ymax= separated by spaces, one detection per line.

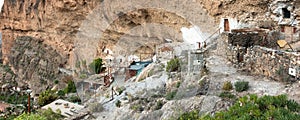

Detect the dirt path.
xmin=206 ymin=35 xmax=300 ymax=103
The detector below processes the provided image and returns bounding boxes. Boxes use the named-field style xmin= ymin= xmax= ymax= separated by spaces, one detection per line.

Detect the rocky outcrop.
xmin=9 ymin=36 xmax=66 ymax=93
xmin=199 ymin=0 xmax=273 ymax=23
xmin=0 ymin=0 xmax=100 ymax=66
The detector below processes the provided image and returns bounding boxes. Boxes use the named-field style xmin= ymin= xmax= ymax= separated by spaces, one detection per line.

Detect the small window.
xmin=293 ymin=27 xmax=297 ymax=33
xmin=282 ymin=8 xmax=291 ymax=18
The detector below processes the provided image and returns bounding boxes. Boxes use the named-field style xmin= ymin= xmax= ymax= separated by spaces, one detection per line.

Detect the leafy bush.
xmin=38 ymin=90 xmax=58 ymax=106
xmin=64 ymin=80 xmax=77 ymax=94
xmin=154 ymin=100 xmax=164 ymax=110
xmin=67 ymin=95 xmax=81 ymax=103
xmin=15 ymin=108 xmax=63 ymax=120
xmin=39 ymin=108 xmax=63 ymax=120
xmin=57 ymin=90 xmax=65 ymax=97
xmin=222 ymin=81 xmax=233 ymax=91
xmin=219 ymin=92 xmax=236 ymax=100
xmin=0 ymin=93 xmax=27 ymax=104
xmin=201 ymin=94 xmax=300 ymax=120
xmin=89 ymin=58 xmax=104 ymax=74
xmin=54 ymin=80 xmax=59 ymax=84
xmin=166 ymin=58 xmax=180 ymax=72
xmin=130 ymin=104 xmax=144 ymax=112
xmin=176 ymin=82 xmax=181 ymax=88
xmin=115 ymin=100 xmax=121 ymax=108
xmin=178 ymin=110 xmax=200 ymax=120
xmin=79 ymin=74 xmax=87 ymax=79
xmin=15 ymin=113 xmax=46 ymax=120
xmin=234 ymin=81 xmax=249 ymax=92
xmin=116 ymin=87 xmax=126 ymax=95
xmin=165 ymin=90 xmax=177 ymax=100
xmin=180 ymin=94 xmax=300 ymax=120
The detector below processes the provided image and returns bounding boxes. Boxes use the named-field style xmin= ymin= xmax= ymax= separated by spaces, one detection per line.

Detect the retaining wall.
xmin=225 ymin=35 xmax=300 ymax=82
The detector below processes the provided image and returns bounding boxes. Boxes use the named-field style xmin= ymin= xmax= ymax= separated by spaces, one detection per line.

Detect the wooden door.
xmin=224 ymin=19 xmax=230 ymax=32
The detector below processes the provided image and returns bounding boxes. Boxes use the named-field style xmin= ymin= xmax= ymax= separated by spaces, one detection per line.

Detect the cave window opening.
xmin=282 ymin=8 xmax=291 ymax=18
xmin=281 ymin=26 xmax=285 ymax=32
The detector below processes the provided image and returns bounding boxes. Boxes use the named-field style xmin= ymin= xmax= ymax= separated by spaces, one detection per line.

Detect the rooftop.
xmin=41 ymin=99 xmax=84 ymax=117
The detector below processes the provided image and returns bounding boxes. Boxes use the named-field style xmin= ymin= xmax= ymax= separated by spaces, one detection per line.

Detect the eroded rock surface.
xmin=9 ymin=36 xmax=66 ymax=93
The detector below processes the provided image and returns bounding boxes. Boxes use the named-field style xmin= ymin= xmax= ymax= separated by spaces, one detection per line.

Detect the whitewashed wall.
xmin=181 ymin=26 xmax=206 ymax=49
xmin=219 ymin=18 xmax=239 ymax=33
xmin=0 ymin=0 xmax=3 ymax=13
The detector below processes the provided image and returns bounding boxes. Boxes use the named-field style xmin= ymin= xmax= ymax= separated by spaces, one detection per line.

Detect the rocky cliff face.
xmin=1 ymin=0 xmax=297 ymax=93
xmin=9 ymin=36 xmax=66 ymax=93
xmin=199 ymin=0 xmax=272 ymax=23
xmin=0 ymin=0 xmax=99 ymax=67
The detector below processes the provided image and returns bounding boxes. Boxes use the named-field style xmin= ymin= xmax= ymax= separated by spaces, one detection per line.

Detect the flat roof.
xmin=129 ymin=65 xmax=144 ymax=70
xmin=41 ymin=99 xmax=84 ymax=117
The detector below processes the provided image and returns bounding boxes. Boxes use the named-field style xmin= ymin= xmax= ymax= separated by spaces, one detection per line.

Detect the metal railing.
xmin=204 ymin=27 xmax=221 ymax=42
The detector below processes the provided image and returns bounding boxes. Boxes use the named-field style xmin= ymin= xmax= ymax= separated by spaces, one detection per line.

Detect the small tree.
xmin=64 ymin=80 xmax=77 ymax=94
xmin=38 ymin=89 xmax=58 ymax=106
xmin=222 ymin=81 xmax=233 ymax=91
xmin=234 ymin=81 xmax=249 ymax=92
xmin=115 ymin=100 xmax=121 ymax=107
xmin=89 ymin=58 xmax=104 ymax=74
xmin=166 ymin=58 xmax=180 ymax=72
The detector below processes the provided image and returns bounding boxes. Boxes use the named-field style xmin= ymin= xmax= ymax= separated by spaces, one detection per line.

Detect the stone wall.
xmin=228 ymin=29 xmax=279 ymax=48
xmin=227 ymin=44 xmax=300 ymax=82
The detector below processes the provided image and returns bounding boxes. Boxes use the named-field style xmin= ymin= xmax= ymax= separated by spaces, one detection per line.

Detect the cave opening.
xmin=282 ymin=8 xmax=291 ymax=18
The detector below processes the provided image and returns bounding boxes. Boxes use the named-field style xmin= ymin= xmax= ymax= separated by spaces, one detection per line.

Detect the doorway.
xmin=224 ymin=19 xmax=230 ymax=32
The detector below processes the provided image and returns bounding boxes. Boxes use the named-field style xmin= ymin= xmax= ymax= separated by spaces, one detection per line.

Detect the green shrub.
xmin=222 ymin=81 xmax=233 ymax=91
xmin=176 ymin=82 xmax=181 ymax=88
xmin=57 ymin=90 xmax=65 ymax=97
xmin=219 ymin=92 xmax=236 ymax=100
xmin=130 ymin=104 xmax=144 ymax=112
xmin=178 ymin=110 xmax=200 ymax=120
xmin=54 ymin=80 xmax=59 ymax=84
xmin=39 ymin=108 xmax=63 ymax=120
xmin=234 ymin=81 xmax=249 ymax=92
xmin=115 ymin=100 xmax=121 ymax=108
xmin=15 ymin=108 xmax=63 ymax=120
xmin=64 ymin=80 xmax=77 ymax=94
xmin=116 ymin=87 xmax=126 ymax=95
xmin=79 ymin=74 xmax=87 ymax=79
xmin=165 ymin=90 xmax=177 ymax=100
xmin=179 ymin=94 xmax=300 ymax=120
xmin=15 ymin=113 xmax=46 ymax=120
xmin=89 ymin=58 xmax=104 ymax=74
xmin=67 ymin=95 xmax=81 ymax=103
xmin=201 ymin=94 xmax=300 ymax=120
xmin=166 ymin=58 xmax=180 ymax=72
xmin=38 ymin=90 xmax=58 ymax=106
xmin=154 ymin=100 xmax=164 ymax=110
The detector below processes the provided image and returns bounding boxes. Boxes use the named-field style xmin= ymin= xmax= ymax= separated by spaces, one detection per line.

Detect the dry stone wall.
xmin=226 ymin=42 xmax=300 ymax=82
xmin=228 ymin=30 xmax=279 ymax=48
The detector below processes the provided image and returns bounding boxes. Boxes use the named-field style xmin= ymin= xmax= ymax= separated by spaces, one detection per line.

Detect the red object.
xmin=28 ymin=94 xmax=30 ymax=113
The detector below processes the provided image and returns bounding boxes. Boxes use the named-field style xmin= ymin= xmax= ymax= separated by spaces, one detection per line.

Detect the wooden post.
xmin=111 ymin=87 xmax=114 ymax=100
xmin=27 ymin=93 xmax=30 ymax=113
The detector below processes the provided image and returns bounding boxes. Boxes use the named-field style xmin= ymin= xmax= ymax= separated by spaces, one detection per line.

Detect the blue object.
xmin=129 ymin=61 xmax=152 ymax=76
